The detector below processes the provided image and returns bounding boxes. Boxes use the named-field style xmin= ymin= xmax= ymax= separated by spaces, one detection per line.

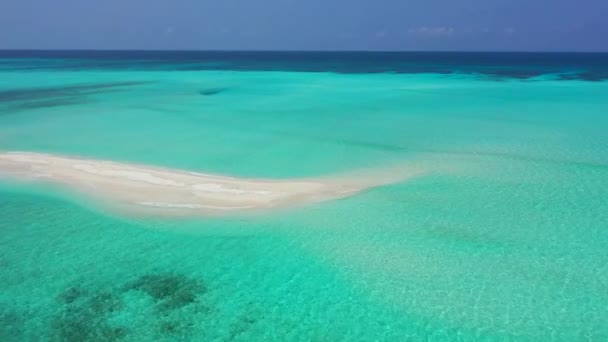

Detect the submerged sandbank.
xmin=0 ymin=152 xmax=424 ymax=217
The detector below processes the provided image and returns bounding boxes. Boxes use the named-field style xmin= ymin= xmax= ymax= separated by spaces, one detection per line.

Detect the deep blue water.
xmin=1 ymin=50 xmax=608 ymax=80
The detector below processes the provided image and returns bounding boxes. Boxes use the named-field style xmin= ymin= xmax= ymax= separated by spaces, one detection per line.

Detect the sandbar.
xmin=0 ymin=152 xmax=424 ymax=217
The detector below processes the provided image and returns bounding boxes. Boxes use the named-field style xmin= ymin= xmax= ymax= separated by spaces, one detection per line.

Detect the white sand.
xmin=0 ymin=152 xmax=425 ymax=217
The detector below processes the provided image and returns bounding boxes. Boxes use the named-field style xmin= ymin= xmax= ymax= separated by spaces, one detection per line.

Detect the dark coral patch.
xmin=198 ymin=88 xmax=227 ymax=96
xmin=126 ymin=273 xmax=205 ymax=311
xmin=50 ymin=274 xmax=213 ymax=340
xmin=52 ymin=287 xmax=127 ymax=342
xmin=88 ymin=292 xmax=122 ymax=314
xmin=57 ymin=286 xmax=86 ymax=304
xmin=53 ymin=313 xmax=128 ymax=342
xmin=6 ymin=97 xmax=88 ymax=112
xmin=158 ymin=319 xmax=195 ymax=337
xmin=0 ymin=81 xmax=150 ymax=115
xmin=0 ymin=82 xmax=149 ymax=103
xmin=0 ymin=307 xmax=24 ymax=339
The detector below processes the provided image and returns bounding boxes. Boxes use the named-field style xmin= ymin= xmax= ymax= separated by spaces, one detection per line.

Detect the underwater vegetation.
xmin=0 ymin=81 xmax=150 ymax=114
xmin=3 ymin=97 xmax=88 ymax=112
xmin=48 ymin=273 xmax=217 ymax=341
xmin=198 ymin=87 xmax=228 ymax=96
xmin=0 ymin=307 xmax=24 ymax=340
xmin=53 ymin=287 xmax=128 ymax=341
xmin=124 ymin=273 xmax=205 ymax=312
xmin=0 ymin=82 xmax=150 ymax=103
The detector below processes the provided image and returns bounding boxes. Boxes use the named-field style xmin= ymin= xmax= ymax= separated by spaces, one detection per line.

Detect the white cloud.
xmin=408 ymin=26 xmax=455 ymax=37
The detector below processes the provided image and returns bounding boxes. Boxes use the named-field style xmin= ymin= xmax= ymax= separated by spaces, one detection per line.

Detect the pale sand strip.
xmin=0 ymin=152 xmax=425 ymax=217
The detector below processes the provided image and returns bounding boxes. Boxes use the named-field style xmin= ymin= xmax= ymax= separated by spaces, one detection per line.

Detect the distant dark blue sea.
xmin=1 ymin=50 xmax=608 ymax=80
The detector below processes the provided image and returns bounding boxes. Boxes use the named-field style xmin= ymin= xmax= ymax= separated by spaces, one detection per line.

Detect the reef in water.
xmin=50 ymin=273 xmax=211 ymax=341
xmin=53 ymin=286 xmax=127 ymax=342
xmin=0 ymin=82 xmax=149 ymax=103
xmin=0 ymin=81 xmax=150 ymax=115
xmin=198 ymin=88 xmax=227 ymax=96
xmin=0 ymin=306 xmax=24 ymax=340
xmin=2 ymin=97 xmax=88 ymax=114
xmin=125 ymin=273 xmax=205 ymax=312
xmin=227 ymin=306 xmax=260 ymax=340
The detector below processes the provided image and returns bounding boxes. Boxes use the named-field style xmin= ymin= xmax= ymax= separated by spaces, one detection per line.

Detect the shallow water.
xmin=1 ymin=52 xmax=607 ymax=341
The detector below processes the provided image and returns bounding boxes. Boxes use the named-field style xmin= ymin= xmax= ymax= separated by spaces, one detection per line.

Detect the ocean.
xmin=1 ymin=51 xmax=607 ymax=341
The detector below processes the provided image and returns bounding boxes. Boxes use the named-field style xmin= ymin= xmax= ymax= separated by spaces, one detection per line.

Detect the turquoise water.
xmin=1 ymin=53 xmax=608 ymax=340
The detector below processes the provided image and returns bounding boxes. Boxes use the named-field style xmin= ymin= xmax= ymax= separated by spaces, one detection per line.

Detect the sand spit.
xmin=0 ymin=152 xmax=424 ymax=217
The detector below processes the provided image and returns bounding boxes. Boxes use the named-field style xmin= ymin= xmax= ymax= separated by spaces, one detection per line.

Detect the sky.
xmin=0 ymin=0 xmax=607 ymax=51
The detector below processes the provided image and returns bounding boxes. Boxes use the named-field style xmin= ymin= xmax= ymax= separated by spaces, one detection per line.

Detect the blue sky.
xmin=1 ymin=0 xmax=607 ymax=51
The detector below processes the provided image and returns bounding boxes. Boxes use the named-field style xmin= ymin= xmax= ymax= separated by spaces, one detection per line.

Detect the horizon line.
xmin=1 ymin=49 xmax=607 ymax=54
